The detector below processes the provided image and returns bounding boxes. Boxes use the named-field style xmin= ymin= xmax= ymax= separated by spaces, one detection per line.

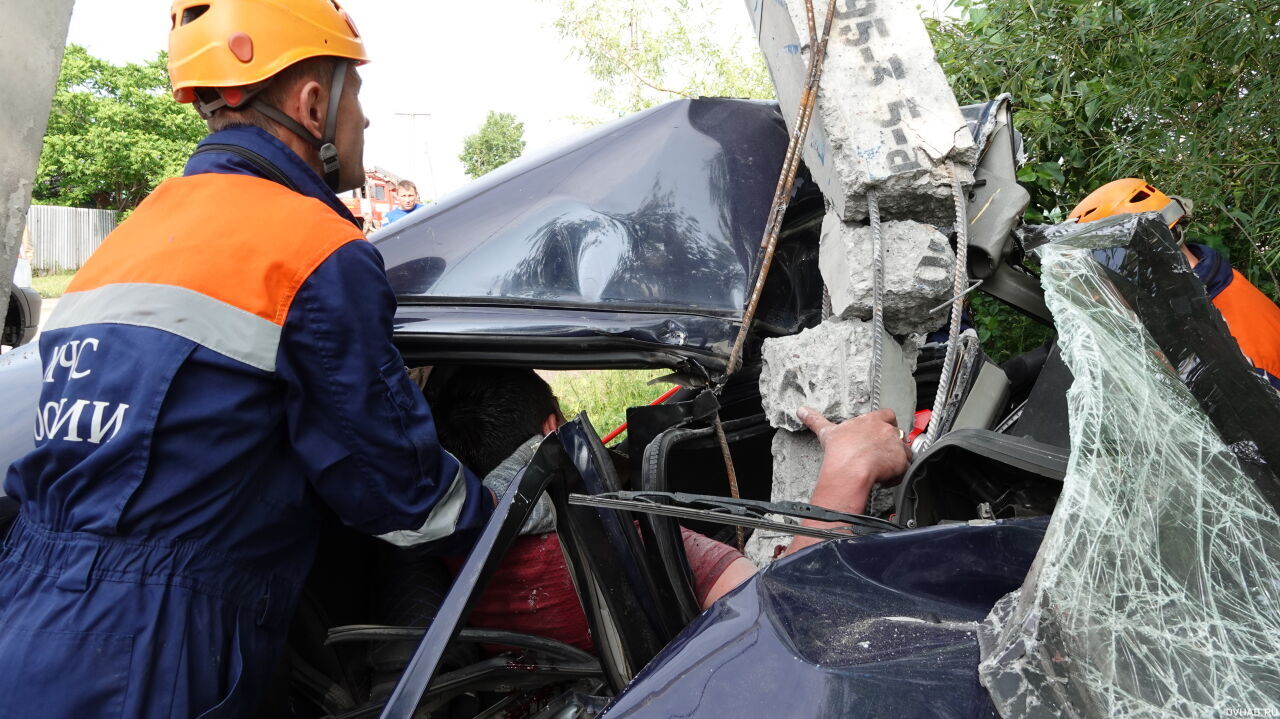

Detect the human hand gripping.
xmin=782 ymin=407 xmax=912 ymax=556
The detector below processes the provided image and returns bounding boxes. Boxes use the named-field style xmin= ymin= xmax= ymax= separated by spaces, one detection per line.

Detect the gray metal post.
xmin=0 ymin=1 xmax=75 ymax=324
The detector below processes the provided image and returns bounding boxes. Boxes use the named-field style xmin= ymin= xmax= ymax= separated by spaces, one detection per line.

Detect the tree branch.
xmin=593 ymin=43 xmax=692 ymax=100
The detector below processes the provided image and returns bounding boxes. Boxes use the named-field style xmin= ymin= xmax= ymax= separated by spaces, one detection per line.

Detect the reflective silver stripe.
xmin=46 ymin=283 xmax=282 ymax=372
xmin=1159 ymin=200 xmax=1186 ymax=227
xmin=377 ymin=457 xmax=470 ymax=547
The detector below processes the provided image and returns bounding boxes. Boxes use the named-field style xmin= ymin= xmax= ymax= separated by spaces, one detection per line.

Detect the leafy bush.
xmin=36 ymin=46 xmax=205 ymax=212
xmin=930 ymin=0 xmax=1280 ymax=298
xmin=542 ymin=369 xmax=672 ymax=442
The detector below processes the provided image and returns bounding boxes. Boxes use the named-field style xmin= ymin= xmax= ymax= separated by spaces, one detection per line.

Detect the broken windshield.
xmin=978 ymin=214 xmax=1280 ymax=717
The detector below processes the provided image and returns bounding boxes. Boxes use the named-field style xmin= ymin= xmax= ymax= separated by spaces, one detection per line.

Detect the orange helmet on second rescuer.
xmin=1068 ymin=178 xmax=1187 ymax=228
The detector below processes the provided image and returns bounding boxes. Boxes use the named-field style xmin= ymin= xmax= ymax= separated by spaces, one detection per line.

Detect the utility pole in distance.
xmin=393 ymin=111 xmax=437 ymax=199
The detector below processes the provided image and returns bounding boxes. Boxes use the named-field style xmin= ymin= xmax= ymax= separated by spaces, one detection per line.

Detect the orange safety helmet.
xmin=1068 ymin=178 xmax=1186 ymax=228
xmin=168 ymin=0 xmax=370 ymax=191
xmin=169 ymin=0 xmax=368 ymax=105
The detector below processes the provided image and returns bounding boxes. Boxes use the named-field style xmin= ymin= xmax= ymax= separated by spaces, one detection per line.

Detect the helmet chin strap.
xmin=247 ymin=60 xmax=349 ymax=192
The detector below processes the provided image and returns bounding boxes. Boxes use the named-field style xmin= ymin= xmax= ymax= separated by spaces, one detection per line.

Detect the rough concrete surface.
xmin=745 ymin=429 xmax=824 ymax=565
xmin=0 ymin=1 xmax=74 ymax=310
xmin=744 ymin=0 xmax=975 ymax=224
xmin=768 ymin=428 xmax=825 ymax=505
xmin=820 ymin=216 xmax=954 ymax=336
xmin=900 ymin=332 xmax=927 ymax=372
xmin=759 ymin=318 xmax=915 ymax=432
xmin=745 ymin=522 xmax=796 ymax=567
xmin=744 ymin=430 xmax=896 ymax=565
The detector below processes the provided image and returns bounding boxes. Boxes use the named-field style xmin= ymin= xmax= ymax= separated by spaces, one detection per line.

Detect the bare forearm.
xmin=700 ymin=557 xmax=757 ymax=608
xmin=782 ymin=469 xmax=875 ymax=556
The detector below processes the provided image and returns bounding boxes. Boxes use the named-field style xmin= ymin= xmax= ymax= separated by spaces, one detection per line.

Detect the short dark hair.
xmin=396 ymin=180 xmax=419 ymax=194
xmin=426 ymin=368 xmax=560 ymax=476
xmin=204 ymin=56 xmax=339 ymax=134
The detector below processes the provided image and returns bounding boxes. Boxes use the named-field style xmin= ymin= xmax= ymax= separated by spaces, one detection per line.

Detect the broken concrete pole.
xmin=0 ymin=1 xmax=74 ymax=313
xmin=745 ymin=1 xmax=980 ymax=559
xmin=759 ymin=318 xmax=915 ymax=433
xmin=765 ymin=429 xmax=824 ymax=505
xmin=820 ymin=216 xmax=954 ymax=335
xmin=744 ymin=0 xmax=975 ymax=223
xmin=745 ymin=428 xmax=823 ymax=564
xmin=744 ymin=430 xmax=899 ymax=566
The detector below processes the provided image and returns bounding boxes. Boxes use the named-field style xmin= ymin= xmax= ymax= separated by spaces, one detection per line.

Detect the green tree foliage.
xmin=35 ymin=45 xmax=206 ymax=212
xmin=552 ymin=0 xmax=773 ymax=115
xmin=929 ymin=0 xmax=1280 ymax=298
xmin=458 ymin=111 xmax=527 ymax=179
xmin=970 ymin=294 xmax=1055 ymax=364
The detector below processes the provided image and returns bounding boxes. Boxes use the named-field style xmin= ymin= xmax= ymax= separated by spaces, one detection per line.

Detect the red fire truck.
xmin=340 ymin=167 xmax=403 ymax=232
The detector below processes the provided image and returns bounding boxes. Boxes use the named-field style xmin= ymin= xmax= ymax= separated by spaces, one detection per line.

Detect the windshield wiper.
xmin=568 ymin=490 xmax=900 ymax=540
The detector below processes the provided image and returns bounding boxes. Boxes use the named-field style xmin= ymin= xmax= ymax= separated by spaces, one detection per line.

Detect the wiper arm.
xmin=568 ymin=490 xmax=900 ymax=540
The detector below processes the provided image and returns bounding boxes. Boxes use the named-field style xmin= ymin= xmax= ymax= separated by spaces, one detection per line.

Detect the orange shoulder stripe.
xmin=1212 ymin=270 xmax=1280 ymax=379
xmin=70 ymin=174 xmax=364 ymax=326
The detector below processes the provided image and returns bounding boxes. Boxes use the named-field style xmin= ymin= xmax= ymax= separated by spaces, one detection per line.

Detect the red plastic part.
xmin=601 ymin=386 xmax=682 ymax=444
xmin=908 ymin=409 xmax=931 ymax=443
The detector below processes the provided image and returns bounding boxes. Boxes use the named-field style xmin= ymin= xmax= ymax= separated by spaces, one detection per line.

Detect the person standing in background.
xmin=384 ymin=179 xmax=424 ymax=224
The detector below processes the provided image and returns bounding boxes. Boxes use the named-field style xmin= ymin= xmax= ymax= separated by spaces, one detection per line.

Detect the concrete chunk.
xmin=759 ymin=319 xmax=915 ymax=432
xmin=745 ymin=429 xmax=824 ymax=565
xmin=744 ymin=0 xmax=975 ymax=223
xmin=744 ymin=430 xmax=894 ymax=565
xmin=819 ymin=216 xmax=954 ymax=335
xmin=767 ymin=428 xmax=825 ymax=504
xmin=744 ymin=521 xmax=795 ymax=567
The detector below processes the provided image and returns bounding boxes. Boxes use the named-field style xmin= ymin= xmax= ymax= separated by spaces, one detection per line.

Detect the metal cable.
xmin=923 ymin=162 xmax=970 ymax=447
xmin=867 ymin=190 xmax=886 ymax=411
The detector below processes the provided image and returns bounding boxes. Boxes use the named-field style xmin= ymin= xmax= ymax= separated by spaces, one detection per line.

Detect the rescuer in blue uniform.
xmin=0 ymin=1 xmax=494 ymax=715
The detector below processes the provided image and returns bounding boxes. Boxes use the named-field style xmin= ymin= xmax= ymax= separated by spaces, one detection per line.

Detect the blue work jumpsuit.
xmin=0 ymin=126 xmax=491 ymax=717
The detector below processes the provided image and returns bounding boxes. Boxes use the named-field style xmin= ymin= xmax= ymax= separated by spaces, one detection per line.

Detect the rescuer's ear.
xmin=290 ymin=78 xmax=330 ymax=142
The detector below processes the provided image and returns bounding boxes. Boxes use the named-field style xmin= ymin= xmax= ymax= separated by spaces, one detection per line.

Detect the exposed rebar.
xmin=718 ymin=0 xmax=837 ymax=553
xmin=726 ymin=0 xmax=838 ymax=377
xmin=867 ymin=190 xmax=886 ymax=411
xmin=712 ymin=413 xmax=746 ymax=552
xmin=923 ymin=162 xmax=971 ymax=447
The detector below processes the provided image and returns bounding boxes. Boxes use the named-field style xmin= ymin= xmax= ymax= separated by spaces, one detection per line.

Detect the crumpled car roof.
xmin=374 ymin=98 xmax=821 ymax=325
xmin=374 ymin=97 xmax=1011 ymax=371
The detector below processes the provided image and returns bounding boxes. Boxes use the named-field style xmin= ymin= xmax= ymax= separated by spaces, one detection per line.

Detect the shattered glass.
xmin=977 ymin=215 xmax=1280 ymax=717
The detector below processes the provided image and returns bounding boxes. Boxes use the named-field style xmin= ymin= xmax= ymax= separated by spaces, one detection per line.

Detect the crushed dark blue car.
xmin=2 ymin=96 xmax=1276 ymax=719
